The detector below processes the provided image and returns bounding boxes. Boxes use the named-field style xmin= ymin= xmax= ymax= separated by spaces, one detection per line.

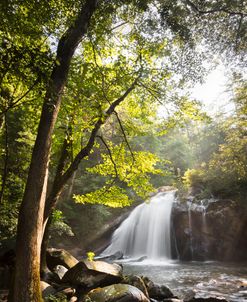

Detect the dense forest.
xmin=0 ymin=1 xmax=246 ymax=302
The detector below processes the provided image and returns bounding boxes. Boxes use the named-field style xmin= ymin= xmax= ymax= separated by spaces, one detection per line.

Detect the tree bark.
xmin=10 ymin=1 xmax=98 ymax=301
xmin=41 ymin=133 xmax=70 ymax=275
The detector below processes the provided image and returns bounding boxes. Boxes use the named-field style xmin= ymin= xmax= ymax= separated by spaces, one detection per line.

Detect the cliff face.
xmin=171 ymin=198 xmax=247 ymax=261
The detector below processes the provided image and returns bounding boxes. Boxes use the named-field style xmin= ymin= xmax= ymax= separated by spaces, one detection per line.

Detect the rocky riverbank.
xmin=0 ymin=248 xmax=235 ymax=302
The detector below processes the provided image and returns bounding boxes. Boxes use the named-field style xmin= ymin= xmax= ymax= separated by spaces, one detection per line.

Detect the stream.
xmin=122 ymin=260 xmax=247 ymax=301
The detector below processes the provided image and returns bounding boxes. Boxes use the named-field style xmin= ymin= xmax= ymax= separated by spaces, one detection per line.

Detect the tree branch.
xmin=43 ymin=75 xmax=140 ymax=219
xmin=0 ymin=78 xmax=40 ymax=117
xmin=96 ymin=135 xmax=119 ymax=179
xmin=114 ymin=110 xmax=135 ymax=162
xmin=184 ymin=0 xmax=247 ymax=17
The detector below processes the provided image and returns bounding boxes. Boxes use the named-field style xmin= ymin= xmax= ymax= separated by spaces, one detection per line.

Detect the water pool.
xmin=122 ymin=260 xmax=247 ymax=301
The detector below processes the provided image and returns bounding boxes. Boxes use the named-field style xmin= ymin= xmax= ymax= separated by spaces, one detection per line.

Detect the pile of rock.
xmin=39 ymin=249 xmax=229 ymax=302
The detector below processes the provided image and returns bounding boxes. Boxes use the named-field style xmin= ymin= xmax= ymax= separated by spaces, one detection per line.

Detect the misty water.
xmin=102 ymin=191 xmax=174 ymax=258
xmin=102 ymin=191 xmax=247 ymax=301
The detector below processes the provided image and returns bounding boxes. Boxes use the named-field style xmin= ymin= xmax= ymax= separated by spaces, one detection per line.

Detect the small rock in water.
xmin=186 ymin=297 xmax=229 ymax=302
xmin=142 ymin=276 xmax=174 ymax=299
xmin=123 ymin=274 xmax=149 ymax=298
xmin=163 ymin=299 xmax=183 ymax=302
xmin=97 ymin=251 xmax=124 ymax=262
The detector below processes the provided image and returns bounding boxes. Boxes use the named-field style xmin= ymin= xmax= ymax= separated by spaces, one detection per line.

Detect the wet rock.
xmin=172 ymin=199 xmax=247 ymax=261
xmin=163 ymin=299 xmax=183 ymax=302
xmin=128 ymin=256 xmax=147 ymax=263
xmin=142 ymin=276 xmax=174 ymax=300
xmin=123 ymin=275 xmax=149 ymax=298
xmin=56 ymin=286 xmax=76 ymax=298
xmin=97 ymin=251 xmax=123 ymax=262
xmin=62 ymin=260 xmax=122 ymax=288
xmin=40 ymin=281 xmax=57 ymax=298
xmin=41 ymin=269 xmax=60 ymax=284
xmin=53 ymin=265 xmax=68 ymax=279
xmin=82 ymin=284 xmax=149 ymax=302
xmin=47 ymin=248 xmax=78 ymax=271
xmin=183 ymin=290 xmax=196 ymax=301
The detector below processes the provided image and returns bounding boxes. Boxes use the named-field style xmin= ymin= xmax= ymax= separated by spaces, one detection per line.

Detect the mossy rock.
xmin=82 ymin=284 xmax=149 ymax=302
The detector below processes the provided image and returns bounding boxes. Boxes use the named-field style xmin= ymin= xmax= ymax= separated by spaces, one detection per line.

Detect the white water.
xmin=187 ymin=202 xmax=194 ymax=258
xmin=102 ymin=191 xmax=175 ymax=260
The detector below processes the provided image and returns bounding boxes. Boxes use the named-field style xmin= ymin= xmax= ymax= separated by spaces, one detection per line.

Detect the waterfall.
xmin=187 ymin=201 xmax=194 ymax=259
xmin=102 ymin=191 xmax=175 ymax=260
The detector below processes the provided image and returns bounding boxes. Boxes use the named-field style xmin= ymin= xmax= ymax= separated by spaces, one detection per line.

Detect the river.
xmin=122 ymin=260 xmax=247 ymax=301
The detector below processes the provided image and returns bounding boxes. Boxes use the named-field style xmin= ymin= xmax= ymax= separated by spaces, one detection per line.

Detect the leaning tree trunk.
xmin=39 ymin=78 xmax=140 ymax=274
xmin=10 ymin=1 xmax=98 ymax=301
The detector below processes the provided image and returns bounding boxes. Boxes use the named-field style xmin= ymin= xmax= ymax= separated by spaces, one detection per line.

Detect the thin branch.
xmin=63 ymin=75 xmax=140 ymax=178
xmin=96 ymin=135 xmax=119 ymax=179
xmin=0 ymin=78 xmax=40 ymax=117
xmin=138 ymin=81 xmax=163 ymax=104
xmin=89 ymin=38 xmax=110 ymax=104
xmin=110 ymin=21 xmax=129 ymax=32
xmin=114 ymin=110 xmax=135 ymax=162
xmin=184 ymin=0 xmax=247 ymax=17
xmin=44 ymin=74 xmax=140 ymax=220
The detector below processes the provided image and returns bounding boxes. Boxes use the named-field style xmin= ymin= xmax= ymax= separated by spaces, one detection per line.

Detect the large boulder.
xmin=82 ymin=284 xmax=149 ymax=302
xmin=46 ymin=248 xmax=79 ymax=271
xmin=123 ymin=275 xmax=149 ymax=298
xmin=62 ymin=260 xmax=122 ymax=289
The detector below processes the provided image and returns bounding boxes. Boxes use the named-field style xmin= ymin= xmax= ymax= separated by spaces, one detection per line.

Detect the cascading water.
xmin=102 ymin=191 xmax=176 ymax=260
xmin=187 ymin=201 xmax=194 ymax=259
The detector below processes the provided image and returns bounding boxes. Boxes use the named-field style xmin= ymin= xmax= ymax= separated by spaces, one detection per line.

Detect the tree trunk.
xmin=43 ymin=77 xmax=140 ymax=224
xmin=41 ymin=134 xmax=70 ymax=275
xmin=10 ymin=1 xmax=98 ymax=301
xmin=39 ymin=78 xmax=139 ymax=278
xmin=40 ymin=216 xmax=52 ymax=277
